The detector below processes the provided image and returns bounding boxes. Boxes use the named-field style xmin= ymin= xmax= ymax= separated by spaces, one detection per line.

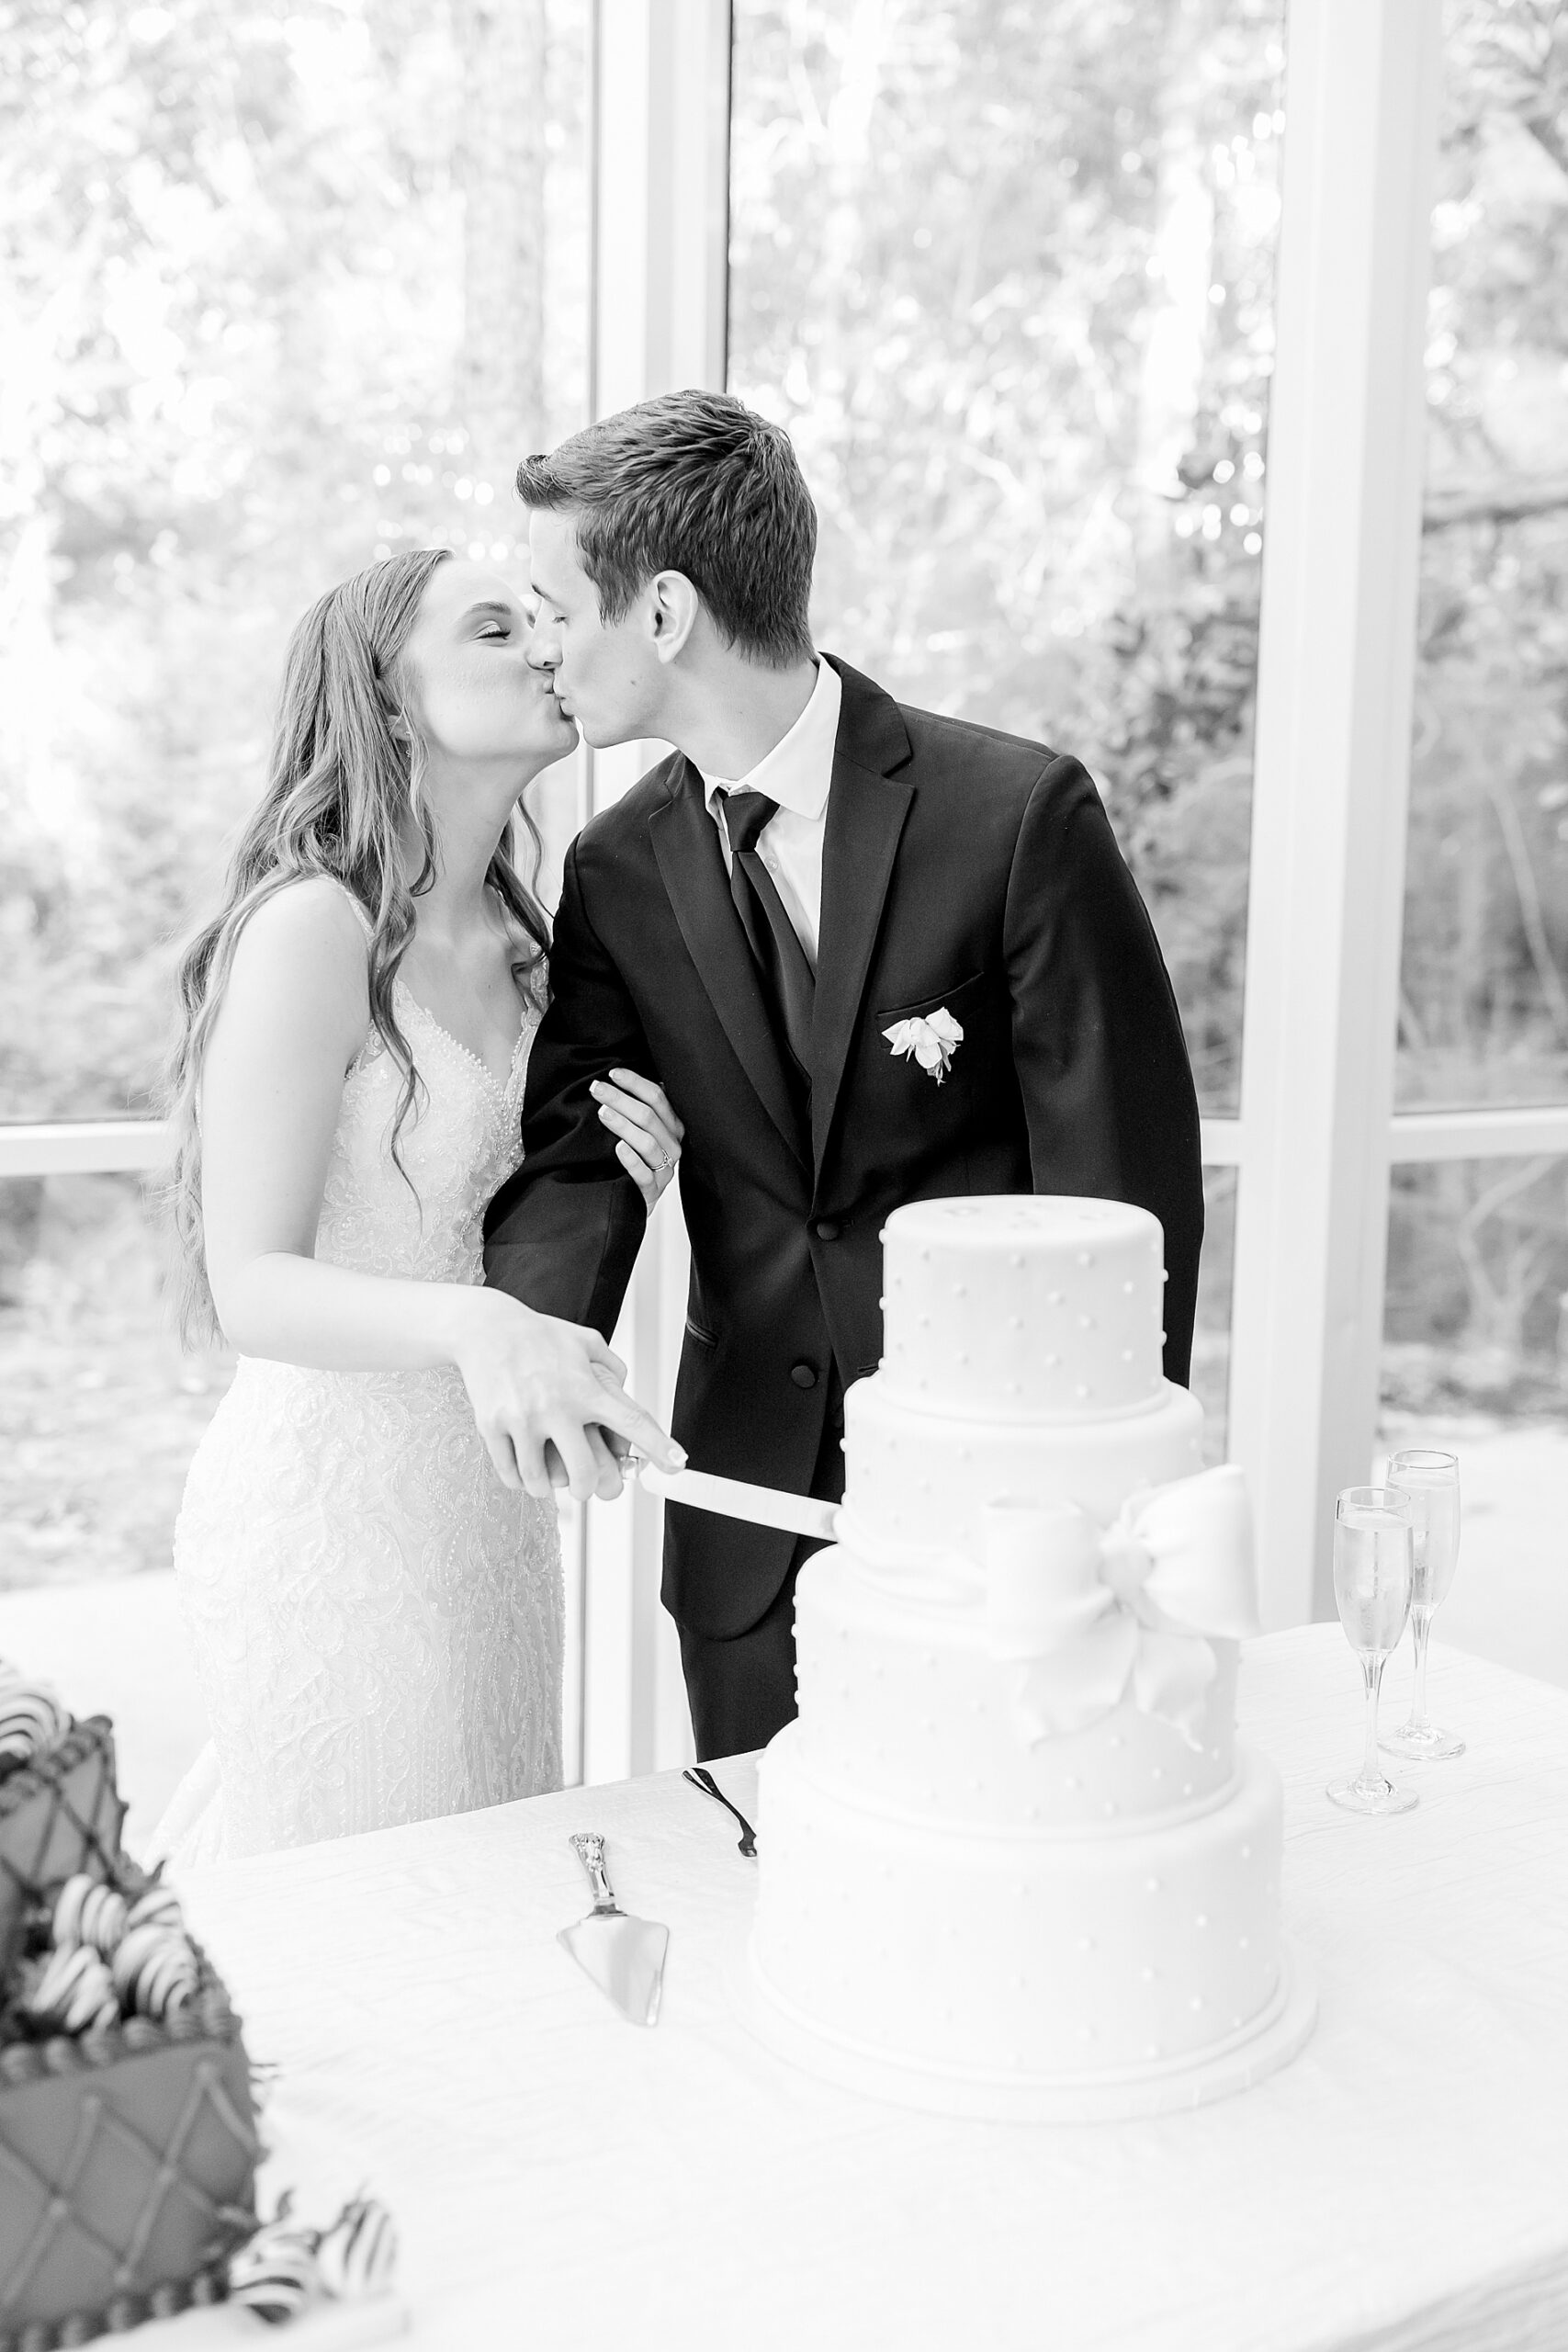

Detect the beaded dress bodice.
xmin=318 ymin=981 xmax=532 ymax=1283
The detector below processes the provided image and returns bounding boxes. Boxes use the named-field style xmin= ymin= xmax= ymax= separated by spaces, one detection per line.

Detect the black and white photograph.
xmin=2 ymin=1 xmax=1567 ymax=2345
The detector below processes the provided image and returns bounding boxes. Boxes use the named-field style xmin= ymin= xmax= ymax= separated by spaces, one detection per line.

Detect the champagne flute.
xmin=1327 ymin=1485 xmax=1418 ymax=1815
xmin=1382 ymin=1448 xmax=1465 ymax=1761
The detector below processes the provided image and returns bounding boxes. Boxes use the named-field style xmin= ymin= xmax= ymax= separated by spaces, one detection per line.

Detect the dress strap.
xmin=330 ymin=884 xmax=379 ymax=1079
xmin=332 ymin=882 xmax=376 ymax=942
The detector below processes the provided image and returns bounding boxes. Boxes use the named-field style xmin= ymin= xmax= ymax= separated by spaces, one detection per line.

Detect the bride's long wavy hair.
xmin=164 ymin=547 xmax=550 ymax=1348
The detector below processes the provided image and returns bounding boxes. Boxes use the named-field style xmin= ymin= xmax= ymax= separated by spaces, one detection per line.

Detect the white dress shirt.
xmin=699 ymin=658 xmax=841 ymax=970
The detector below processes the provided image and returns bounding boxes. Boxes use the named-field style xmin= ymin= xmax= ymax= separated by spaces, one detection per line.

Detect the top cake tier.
xmin=879 ymin=1195 xmax=1168 ymax=1420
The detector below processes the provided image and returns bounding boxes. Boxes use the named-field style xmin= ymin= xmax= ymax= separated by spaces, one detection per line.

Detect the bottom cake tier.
xmin=745 ymin=1727 xmax=1314 ymax=2120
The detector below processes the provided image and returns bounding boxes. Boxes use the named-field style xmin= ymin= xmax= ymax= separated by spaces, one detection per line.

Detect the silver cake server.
xmin=557 ymin=1832 xmax=669 ymax=2027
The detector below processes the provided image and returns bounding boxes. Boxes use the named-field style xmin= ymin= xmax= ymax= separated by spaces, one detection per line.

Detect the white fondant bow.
xmin=983 ymin=1465 xmax=1259 ymax=1751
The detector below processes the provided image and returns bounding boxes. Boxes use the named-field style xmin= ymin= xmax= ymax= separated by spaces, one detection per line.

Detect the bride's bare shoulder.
xmin=220 ymin=877 xmax=372 ymax=1052
xmin=240 ymin=874 xmax=370 ymax=949
xmin=231 ymin=877 xmax=370 ymax=976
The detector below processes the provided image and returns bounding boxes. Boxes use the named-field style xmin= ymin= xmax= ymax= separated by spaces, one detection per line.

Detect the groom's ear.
xmin=647 ymin=570 xmax=701 ymax=667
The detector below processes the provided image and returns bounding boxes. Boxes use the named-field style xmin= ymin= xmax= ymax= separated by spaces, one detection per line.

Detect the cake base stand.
xmin=730 ymin=1939 xmax=1317 ymax=2125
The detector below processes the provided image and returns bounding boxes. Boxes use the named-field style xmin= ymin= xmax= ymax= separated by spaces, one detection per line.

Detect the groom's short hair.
xmin=516 ymin=391 xmax=816 ymax=668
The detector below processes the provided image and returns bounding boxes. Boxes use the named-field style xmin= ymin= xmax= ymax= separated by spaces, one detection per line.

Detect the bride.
xmin=152 ymin=547 xmax=684 ymax=1862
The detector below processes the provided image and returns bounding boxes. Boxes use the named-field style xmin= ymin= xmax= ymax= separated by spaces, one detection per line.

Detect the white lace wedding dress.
xmin=152 ymin=972 xmax=563 ymax=1864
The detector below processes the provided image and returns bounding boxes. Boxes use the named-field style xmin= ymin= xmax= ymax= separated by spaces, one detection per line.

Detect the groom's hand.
xmin=452 ymin=1291 xmax=683 ymax=1504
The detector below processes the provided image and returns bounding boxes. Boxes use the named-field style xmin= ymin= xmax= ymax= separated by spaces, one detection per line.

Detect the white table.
xmin=169 ymin=1629 xmax=1568 ymax=2352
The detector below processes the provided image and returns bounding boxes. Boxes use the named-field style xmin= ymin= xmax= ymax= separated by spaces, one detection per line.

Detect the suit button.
xmin=813 ymin=1219 xmax=841 ymax=1241
xmin=790 ymin=1363 xmax=818 ymax=1390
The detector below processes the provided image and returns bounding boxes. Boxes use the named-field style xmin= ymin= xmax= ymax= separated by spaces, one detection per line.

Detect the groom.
xmin=485 ymin=390 xmax=1203 ymax=1760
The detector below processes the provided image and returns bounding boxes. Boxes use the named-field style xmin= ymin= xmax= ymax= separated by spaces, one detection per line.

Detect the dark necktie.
xmin=720 ymin=789 xmax=816 ymax=1090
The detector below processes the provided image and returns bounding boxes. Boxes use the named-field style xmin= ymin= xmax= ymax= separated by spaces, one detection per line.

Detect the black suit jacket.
xmin=484 ymin=657 xmax=1203 ymax=1639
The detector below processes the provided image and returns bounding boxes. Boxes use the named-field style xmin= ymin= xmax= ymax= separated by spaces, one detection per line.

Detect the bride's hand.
xmin=591 ymin=1068 xmax=684 ymax=1208
xmin=452 ymin=1293 xmax=684 ymax=1503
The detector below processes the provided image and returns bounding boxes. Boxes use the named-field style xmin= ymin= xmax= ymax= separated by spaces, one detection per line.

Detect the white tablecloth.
xmin=169 ymin=1629 xmax=1568 ymax=2352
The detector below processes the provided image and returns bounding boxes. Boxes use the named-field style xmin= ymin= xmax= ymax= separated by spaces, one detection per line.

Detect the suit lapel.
xmin=649 ymin=763 xmax=809 ymax=1170
xmin=810 ymin=666 xmax=916 ymax=1173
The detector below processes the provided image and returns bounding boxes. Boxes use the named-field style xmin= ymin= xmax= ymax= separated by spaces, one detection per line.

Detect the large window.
xmin=1 ymin=0 xmax=589 ymax=1585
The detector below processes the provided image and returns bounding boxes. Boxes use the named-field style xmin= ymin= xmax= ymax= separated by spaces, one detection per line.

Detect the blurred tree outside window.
xmin=0 ymin=0 xmax=587 ymax=1586
xmin=1382 ymin=0 xmax=1568 ymax=1427
xmin=728 ymin=0 xmax=1288 ymax=1437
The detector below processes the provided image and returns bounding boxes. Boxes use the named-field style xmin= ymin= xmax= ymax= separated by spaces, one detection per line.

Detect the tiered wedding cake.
xmin=747 ymin=1195 xmax=1314 ymax=2119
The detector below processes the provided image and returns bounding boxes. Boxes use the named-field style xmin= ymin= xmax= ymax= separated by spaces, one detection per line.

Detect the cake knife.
xmin=557 ymin=1833 xmax=669 ymax=2028
xmin=626 ymin=1456 xmax=841 ymax=1543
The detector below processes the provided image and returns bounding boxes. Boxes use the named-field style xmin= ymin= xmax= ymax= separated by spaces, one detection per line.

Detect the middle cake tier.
xmin=794 ymin=1544 xmax=1237 ymax=1831
xmin=841 ymin=1367 xmax=1206 ymax=1562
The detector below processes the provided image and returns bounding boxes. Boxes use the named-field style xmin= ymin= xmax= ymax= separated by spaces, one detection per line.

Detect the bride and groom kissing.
xmin=152 ymin=390 xmax=1202 ymax=1864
